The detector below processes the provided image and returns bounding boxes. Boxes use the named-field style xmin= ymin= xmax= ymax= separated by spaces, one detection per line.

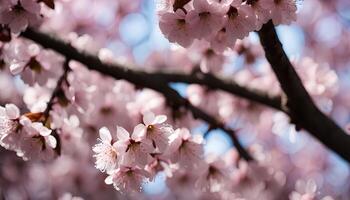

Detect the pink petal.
xmin=104 ymin=175 xmax=114 ymax=185
xmin=131 ymin=124 xmax=146 ymax=141
xmin=143 ymin=111 xmax=155 ymax=126
xmin=46 ymin=135 xmax=57 ymax=148
xmin=19 ymin=116 xmax=31 ymax=126
xmin=9 ymin=62 xmax=26 ymax=75
xmin=99 ymin=127 xmax=112 ymax=143
xmin=9 ymin=15 xmax=28 ymax=34
xmin=32 ymin=123 xmax=51 ymax=136
xmin=117 ymin=126 xmax=130 ymax=141
xmin=20 ymin=0 xmax=40 ymax=13
xmin=154 ymin=115 xmax=167 ymax=124
xmin=0 ymin=106 xmax=6 ymax=116
xmin=5 ymin=104 xmax=20 ymax=119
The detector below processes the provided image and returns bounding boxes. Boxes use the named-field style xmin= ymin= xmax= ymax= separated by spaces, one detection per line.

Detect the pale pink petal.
xmin=105 ymin=175 xmax=114 ymax=185
xmin=46 ymin=135 xmax=57 ymax=148
xmin=117 ymin=126 xmax=130 ymax=141
xmin=143 ymin=111 xmax=155 ymax=126
xmin=32 ymin=123 xmax=51 ymax=136
xmin=19 ymin=116 xmax=31 ymax=127
xmin=9 ymin=62 xmax=26 ymax=75
xmin=154 ymin=115 xmax=167 ymax=124
xmin=0 ymin=106 xmax=6 ymax=116
xmin=114 ymin=140 xmax=128 ymax=153
xmin=99 ymin=127 xmax=112 ymax=143
xmin=5 ymin=104 xmax=20 ymax=119
xmin=131 ymin=123 xmax=146 ymax=141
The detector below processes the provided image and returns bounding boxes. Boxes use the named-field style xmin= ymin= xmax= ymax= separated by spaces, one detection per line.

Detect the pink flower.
xmin=0 ymin=0 xmax=42 ymax=34
xmin=0 ymin=104 xmax=20 ymax=149
xmin=210 ymin=28 xmax=235 ymax=53
xmin=159 ymin=10 xmax=195 ymax=47
xmin=247 ymin=0 xmax=274 ymax=30
xmin=166 ymin=128 xmax=204 ymax=168
xmin=225 ymin=1 xmax=257 ymax=41
xmin=270 ymin=0 xmax=297 ymax=25
xmin=145 ymin=153 xmax=178 ymax=178
xmin=92 ymin=127 xmax=119 ymax=173
xmin=51 ymin=112 xmax=83 ymax=152
xmin=4 ymin=39 xmax=61 ymax=86
xmin=18 ymin=117 xmax=57 ymax=160
xmin=186 ymin=0 xmax=227 ymax=39
xmin=196 ymin=155 xmax=228 ymax=192
xmin=166 ymin=169 xmax=200 ymax=198
xmin=4 ymin=40 xmax=40 ymax=75
xmin=138 ymin=111 xmax=173 ymax=153
xmin=104 ymin=165 xmax=150 ymax=193
xmin=201 ymin=48 xmax=226 ymax=72
xmin=114 ymin=125 xmax=154 ymax=168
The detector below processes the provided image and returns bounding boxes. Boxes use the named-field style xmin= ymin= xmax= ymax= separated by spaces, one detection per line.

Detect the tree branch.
xmin=43 ymin=59 xmax=70 ymax=121
xmin=258 ymin=20 xmax=350 ymax=163
xmin=153 ymin=70 xmax=283 ymax=111
xmin=21 ymin=29 xmax=282 ymax=112
xmin=20 ymin=29 xmax=253 ymax=161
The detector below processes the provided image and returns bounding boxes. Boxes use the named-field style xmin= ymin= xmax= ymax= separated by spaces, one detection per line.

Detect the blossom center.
xmin=27 ymin=58 xmax=43 ymax=73
xmin=13 ymin=3 xmax=25 ymax=13
xmin=147 ymin=125 xmax=154 ymax=131
xmin=199 ymin=12 xmax=211 ymax=19
xmin=227 ymin=6 xmax=238 ymax=19
xmin=126 ymin=139 xmax=141 ymax=152
xmin=100 ymin=106 xmax=113 ymax=115
xmin=176 ymin=19 xmax=186 ymax=27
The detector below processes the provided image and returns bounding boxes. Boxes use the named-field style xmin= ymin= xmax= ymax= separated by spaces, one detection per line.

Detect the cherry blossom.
xmin=138 ymin=111 xmax=172 ymax=152
xmin=0 ymin=0 xmax=42 ymax=34
xmin=114 ymin=125 xmax=154 ymax=168
xmin=246 ymin=0 xmax=274 ymax=30
xmin=0 ymin=104 xmax=20 ymax=149
xmin=92 ymin=127 xmax=119 ymax=173
xmin=3 ymin=39 xmax=62 ymax=85
xmin=166 ymin=128 xmax=204 ymax=168
xmin=159 ymin=10 xmax=195 ymax=47
xmin=18 ymin=116 xmax=57 ymax=160
xmin=104 ymin=165 xmax=150 ymax=193
xmin=0 ymin=0 xmax=346 ymax=199
xmin=225 ymin=0 xmax=257 ymax=42
xmin=186 ymin=0 xmax=227 ymax=39
xmin=196 ymin=155 xmax=228 ymax=192
xmin=269 ymin=0 xmax=297 ymax=25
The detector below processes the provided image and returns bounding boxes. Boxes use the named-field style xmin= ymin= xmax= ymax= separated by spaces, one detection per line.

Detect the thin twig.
xmin=43 ymin=59 xmax=70 ymax=122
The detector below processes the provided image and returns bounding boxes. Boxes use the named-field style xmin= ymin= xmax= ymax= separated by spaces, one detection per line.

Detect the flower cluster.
xmin=92 ymin=112 xmax=300 ymax=199
xmin=158 ymin=0 xmax=297 ymax=51
xmin=0 ymin=104 xmax=58 ymax=160
xmin=0 ymin=0 xmax=43 ymax=34
xmin=92 ymin=111 xmax=204 ymax=193
xmin=0 ymin=0 xmax=347 ymax=199
xmin=3 ymin=38 xmax=64 ymax=85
